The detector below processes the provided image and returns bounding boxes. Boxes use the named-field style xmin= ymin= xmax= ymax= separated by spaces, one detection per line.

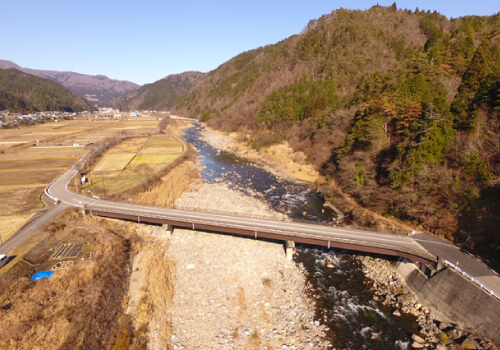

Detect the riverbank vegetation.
xmin=173 ymin=5 xmax=500 ymax=270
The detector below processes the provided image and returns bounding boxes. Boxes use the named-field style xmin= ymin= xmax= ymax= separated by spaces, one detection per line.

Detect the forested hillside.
xmin=173 ymin=5 xmax=500 ymax=268
xmin=114 ymin=71 xmax=205 ymax=111
xmin=0 ymin=69 xmax=92 ymax=113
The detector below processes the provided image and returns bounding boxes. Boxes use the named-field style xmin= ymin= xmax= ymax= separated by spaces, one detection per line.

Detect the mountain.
xmin=173 ymin=6 xmax=500 ymax=268
xmin=114 ymin=71 xmax=205 ymax=111
xmin=0 ymin=68 xmax=92 ymax=113
xmin=0 ymin=59 xmax=139 ymax=107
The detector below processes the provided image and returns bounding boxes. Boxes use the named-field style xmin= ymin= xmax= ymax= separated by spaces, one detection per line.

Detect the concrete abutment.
xmin=397 ymin=259 xmax=500 ymax=344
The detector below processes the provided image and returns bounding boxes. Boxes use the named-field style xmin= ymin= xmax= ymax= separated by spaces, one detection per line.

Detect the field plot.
xmin=0 ymin=214 xmax=34 ymax=243
xmin=93 ymin=153 xmax=136 ymax=172
xmin=129 ymin=154 xmax=176 ymax=165
xmin=107 ymin=137 xmax=148 ymax=154
xmin=85 ymin=133 xmax=184 ymax=196
xmin=0 ymin=186 xmax=45 ymax=215
xmin=0 ymin=157 xmax=77 ymax=171
xmin=0 ymin=169 xmax=64 ymax=187
xmin=90 ymin=175 xmax=145 ymax=194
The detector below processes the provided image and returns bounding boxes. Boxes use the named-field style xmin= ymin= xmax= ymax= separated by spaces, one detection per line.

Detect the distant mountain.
xmin=114 ymin=71 xmax=205 ymax=111
xmin=0 ymin=59 xmax=139 ymax=107
xmin=0 ymin=68 xmax=92 ymax=113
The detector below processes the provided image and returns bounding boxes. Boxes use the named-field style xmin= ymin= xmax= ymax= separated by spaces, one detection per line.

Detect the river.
xmin=183 ymin=124 xmax=418 ymax=349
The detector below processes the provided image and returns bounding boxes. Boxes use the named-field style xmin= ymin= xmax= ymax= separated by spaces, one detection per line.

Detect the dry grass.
xmin=211 ymin=128 xmax=320 ymax=183
xmin=132 ymin=160 xmax=199 ymax=207
xmin=86 ymin=175 xmax=145 ymax=196
xmin=94 ymin=153 xmax=136 ymax=172
xmin=0 ymin=186 xmax=44 ymax=215
xmin=0 ymin=209 xmax=136 ymax=350
xmin=129 ymin=154 xmax=176 ymax=165
xmin=107 ymin=138 xmax=148 ymax=154
xmin=0 ymin=169 xmax=64 ymax=186
xmin=0 ymin=157 xmax=76 ymax=170
xmin=0 ymin=214 xmax=34 ymax=243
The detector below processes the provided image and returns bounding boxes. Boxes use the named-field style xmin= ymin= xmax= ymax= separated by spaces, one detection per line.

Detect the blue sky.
xmin=1 ymin=0 xmax=498 ymax=85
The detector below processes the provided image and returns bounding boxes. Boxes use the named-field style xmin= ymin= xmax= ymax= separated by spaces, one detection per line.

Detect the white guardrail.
xmin=44 ymin=181 xmax=59 ymax=203
xmin=444 ymin=260 xmax=500 ymax=301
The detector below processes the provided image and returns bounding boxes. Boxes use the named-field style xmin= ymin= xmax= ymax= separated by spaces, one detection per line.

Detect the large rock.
xmin=411 ymin=334 xmax=425 ymax=343
xmin=411 ymin=341 xmax=425 ymax=349
xmin=447 ymin=328 xmax=464 ymax=340
xmin=461 ymin=337 xmax=480 ymax=349
xmin=438 ymin=321 xmax=453 ymax=330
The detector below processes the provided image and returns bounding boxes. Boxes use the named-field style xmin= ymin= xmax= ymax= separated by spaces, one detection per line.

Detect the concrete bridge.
xmin=47 ymin=167 xmax=436 ymax=267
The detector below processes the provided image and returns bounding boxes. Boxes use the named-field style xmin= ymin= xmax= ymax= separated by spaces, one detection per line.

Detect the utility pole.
xmin=101 ymin=176 xmax=107 ymax=199
xmin=171 ymin=177 xmax=174 ymax=208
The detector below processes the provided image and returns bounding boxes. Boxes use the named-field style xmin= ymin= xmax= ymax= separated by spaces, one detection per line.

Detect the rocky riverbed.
xmin=359 ymin=256 xmax=498 ymax=350
xmin=175 ymin=182 xmax=283 ymax=221
xmin=167 ymin=229 xmax=330 ymax=349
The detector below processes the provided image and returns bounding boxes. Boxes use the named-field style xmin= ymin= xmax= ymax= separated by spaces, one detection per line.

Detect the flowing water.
xmin=183 ymin=124 xmax=417 ymax=349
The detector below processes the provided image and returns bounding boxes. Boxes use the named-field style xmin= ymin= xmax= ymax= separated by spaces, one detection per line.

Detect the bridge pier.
xmin=162 ymin=224 xmax=173 ymax=236
xmin=286 ymin=240 xmax=295 ymax=261
xmin=80 ymin=205 xmax=87 ymax=217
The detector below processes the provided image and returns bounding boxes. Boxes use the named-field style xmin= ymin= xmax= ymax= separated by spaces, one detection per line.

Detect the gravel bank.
xmin=167 ymin=229 xmax=330 ymax=349
xmin=170 ymin=178 xmax=329 ymax=348
xmin=175 ymin=182 xmax=283 ymax=220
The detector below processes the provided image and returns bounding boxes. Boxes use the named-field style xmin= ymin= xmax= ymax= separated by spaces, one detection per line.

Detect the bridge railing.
xmin=444 ymin=260 xmax=500 ymax=301
xmin=174 ymin=205 xmax=413 ymax=236
xmin=86 ymin=205 xmax=435 ymax=263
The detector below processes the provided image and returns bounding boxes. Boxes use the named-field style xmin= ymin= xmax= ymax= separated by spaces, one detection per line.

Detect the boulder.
xmin=411 ymin=341 xmax=425 ymax=349
xmin=447 ymin=328 xmax=463 ymax=340
xmin=438 ymin=321 xmax=452 ymax=330
xmin=411 ymin=334 xmax=425 ymax=343
xmin=461 ymin=337 xmax=480 ymax=349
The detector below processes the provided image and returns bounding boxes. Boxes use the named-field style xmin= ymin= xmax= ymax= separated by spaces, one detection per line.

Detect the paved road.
xmin=414 ymin=233 xmax=500 ymax=297
xmin=0 ymin=202 xmax=69 ymax=255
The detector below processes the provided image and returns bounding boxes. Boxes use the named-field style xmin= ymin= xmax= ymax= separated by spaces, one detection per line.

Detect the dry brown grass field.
xmin=94 ymin=153 xmax=136 ymax=172
xmin=0 ymin=209 xmax=140 ymax=349
xmin=0 ymin=214 xmax=34 ymax=243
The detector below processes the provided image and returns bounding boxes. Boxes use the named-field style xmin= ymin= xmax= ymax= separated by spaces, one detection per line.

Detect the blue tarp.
xmin=31 ymin=271 xmax=54 ymax=281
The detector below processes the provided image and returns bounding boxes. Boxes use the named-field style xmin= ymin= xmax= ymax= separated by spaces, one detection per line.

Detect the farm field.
xmin=0 ymin=118 xmax=162 ymax=236
xmin=93 ymin=153 xmax=136 ymax=172
xmin=0 ymin=214 xmax=34 ymax=243
xmin=85 ymin=133 xmax=185 ymax=197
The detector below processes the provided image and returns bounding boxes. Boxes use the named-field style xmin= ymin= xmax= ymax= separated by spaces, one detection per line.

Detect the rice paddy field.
xmin=85 ymin=133 xmax=185 ymax=196
xmin=0 ymin=117 xmax=161 ymax=236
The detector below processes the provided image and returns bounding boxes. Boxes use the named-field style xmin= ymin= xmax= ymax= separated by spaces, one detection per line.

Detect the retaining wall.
xmin=397 ymin=260 xmax=500 ymax=344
